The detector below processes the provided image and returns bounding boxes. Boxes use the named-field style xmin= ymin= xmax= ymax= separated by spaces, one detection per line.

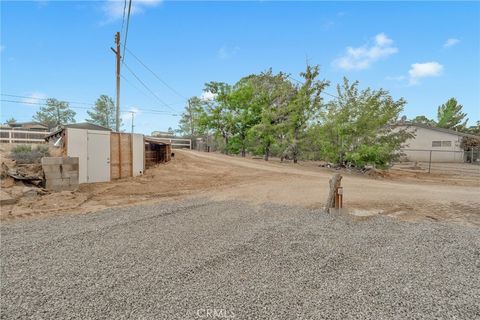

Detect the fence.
xmin=395 ymin=148 xmax=480 ymax=174
xmin=147 ymin=137 xmax=192 ymax=149
xmin=0 ymin=129 xmax=48 ymax=144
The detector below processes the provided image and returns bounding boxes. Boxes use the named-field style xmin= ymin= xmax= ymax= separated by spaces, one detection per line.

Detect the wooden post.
xmin=325 ymin=173 xmax=342 ymax=212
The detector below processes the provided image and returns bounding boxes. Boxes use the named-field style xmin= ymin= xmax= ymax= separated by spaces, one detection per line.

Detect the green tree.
xmin=33 ymin=98 xmax=76 ymax=129
xmin=285 ymin=65 xmax=329 ymax=163
xmin=177 ymin=96 xmax=206 ymax=138
xmin=412 ymin=115 xmax=436 ymax=126
xmin=86 ymin=95 xmax=117 ymax=130
xmin=466 ymin=121 xmax=480 ymax=135
xmin=247 ymin=70 xmax=295 ymax=160
xmin=436 ymin=98 xmax=468 ymax=131
xmin=5 ymin=117 xmax=17 ymax=125
xmin=201 ymin=82 xmax=236 ymax=154
xmin=228 ymin=79 xmax=263 ymax=157
xmin=316 ymin=78 xmax=411 ymax=168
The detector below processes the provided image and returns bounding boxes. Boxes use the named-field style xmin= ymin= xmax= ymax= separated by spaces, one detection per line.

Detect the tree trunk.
xmin=224 ymin=135 xmax=229 ymax=155
xmin=241 ymin=134 xmax=246 ymax=157
xmin=293 ymin=127 xmax=299 ymax=164
xmin=264 ymin=143 xmax=270 ymax=161
xmin=324 ymin=173 xmax=342 ymax=212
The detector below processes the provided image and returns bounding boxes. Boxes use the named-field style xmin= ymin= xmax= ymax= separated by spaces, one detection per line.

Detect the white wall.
xmin=399 ymin=126 xmax=464 ymax=162
xmin=132 ymin=134 xmax=144 ymax=176
xmin=66 ymin=128 xmax=112 ymax=183
xmin=66 ymin=128 xmax=88 ymax=183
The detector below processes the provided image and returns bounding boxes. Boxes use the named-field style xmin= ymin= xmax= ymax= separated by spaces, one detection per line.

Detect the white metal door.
xmin=87 ymin=132 xmax=110 ymax=182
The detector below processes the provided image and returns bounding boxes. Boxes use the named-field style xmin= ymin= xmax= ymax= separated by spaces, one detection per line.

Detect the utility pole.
xmin=110 ymin=32 xmax=121 ymax=132
xmin=130 ymin=111 xmax=135 ymax=134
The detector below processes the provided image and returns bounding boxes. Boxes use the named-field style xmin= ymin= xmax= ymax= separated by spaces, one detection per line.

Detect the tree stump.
xmin=325 ymin=173 xmax=342 ymax=212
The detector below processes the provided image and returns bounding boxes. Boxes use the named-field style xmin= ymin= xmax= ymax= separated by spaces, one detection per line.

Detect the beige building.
xmin=396 ymin=123 xmax=478 ymax=162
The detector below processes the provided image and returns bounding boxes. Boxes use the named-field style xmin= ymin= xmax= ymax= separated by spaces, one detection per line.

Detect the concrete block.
xmin=62 ymin=171 xmax=79 ymax=179
xmin=41 ymin=157 xmax=64 ymax=165
xmin=45 ymin=178 xmax=70 ymax=189
xmin=69 ymin=177 xmax=79 ymax=187
xmin=61 ymin=164 xmax=79 ymax=172
xmin=62 ymin=157 xmax=79 ymax=165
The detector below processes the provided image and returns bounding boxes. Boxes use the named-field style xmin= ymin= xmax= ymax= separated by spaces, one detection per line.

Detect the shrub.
xmin=10 ymin=145 xmax=51 ymax=164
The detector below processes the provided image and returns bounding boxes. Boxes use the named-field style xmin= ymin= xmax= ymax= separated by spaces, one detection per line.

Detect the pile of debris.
xmin=318 ymin=161 xmax=388 ymax=178
xmin=0 ymin=160 xmax=49 ymax=206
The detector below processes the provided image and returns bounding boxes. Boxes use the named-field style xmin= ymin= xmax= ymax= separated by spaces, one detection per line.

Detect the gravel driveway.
xmin=1 ymin=198 xmax=479 ymax=319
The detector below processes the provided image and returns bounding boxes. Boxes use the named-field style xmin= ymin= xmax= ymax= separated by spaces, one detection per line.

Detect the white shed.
xmin=45 ymin=123 xmax=145 ymax=183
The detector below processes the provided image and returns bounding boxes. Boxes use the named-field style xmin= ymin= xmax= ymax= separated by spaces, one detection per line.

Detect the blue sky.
xmin=1 ymin=1 xmax=479 ymax=134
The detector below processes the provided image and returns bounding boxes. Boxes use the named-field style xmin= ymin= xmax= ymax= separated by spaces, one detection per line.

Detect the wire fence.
xmin=395 ymin=148 xmax=480 ymax=175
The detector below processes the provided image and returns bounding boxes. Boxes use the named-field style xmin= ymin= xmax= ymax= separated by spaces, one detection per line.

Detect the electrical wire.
xmin=125 ymin=46 xmax=188 ymax=100
xmin=122 ymin=0 xmax=132 ymax=62
xmin=121 ymin=0 xmax=127 ymax=35
xmin=0 ymin=98 xmax=180 ymax=116
xmin=122 ymin=63 xmax=179 ymax=112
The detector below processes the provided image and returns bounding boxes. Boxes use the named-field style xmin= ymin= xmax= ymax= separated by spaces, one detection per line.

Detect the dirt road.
xmin=2 ymin=150 xmax=479 ymax=225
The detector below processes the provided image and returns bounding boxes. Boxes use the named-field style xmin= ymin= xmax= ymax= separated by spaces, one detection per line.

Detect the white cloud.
xmin=103 ymin=0 xmax=162 ymax=21
xmin=217 ymin=45 xmax=239 ymax=60
xmin=408 ymin=62 xmax=444 ymax=85
xmin=333 ymin=33 xmax=398 ymax=71
xmin=21 ymin=92 xmax=48 ymax=105
xmin=443 ymin=38 xmax=460 ymax=48
xmin=201 ymin=91 xmax=216 ymax=101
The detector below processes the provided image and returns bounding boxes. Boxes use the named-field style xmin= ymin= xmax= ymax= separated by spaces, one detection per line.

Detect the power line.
xmin=121 ymin=0 xmax=127 ymax=35
xmin=122 ymin=62 xmax=179 ymax=112
xmin=0 ymin=99 xmax=180 ymax=116
xmin=1 ymin=94 xmax=92 ymax=106
xmin=1 ymin=93 xmax=181 ymax=114
xmin=122 ymin=0 xmax=132 ymax=62
xmin=125 ymin=46 xmax=188 ymax=100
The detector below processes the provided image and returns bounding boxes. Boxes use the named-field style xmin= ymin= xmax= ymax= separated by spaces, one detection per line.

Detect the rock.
xmin=22 ymin=187 xmax=38 ymax=198
xmin=0 ymin=190 xmax=16 ymax=205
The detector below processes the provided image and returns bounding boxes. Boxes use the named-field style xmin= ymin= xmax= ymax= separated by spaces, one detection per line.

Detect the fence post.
xmin=428 ymin=150 xmax=432 ymax=173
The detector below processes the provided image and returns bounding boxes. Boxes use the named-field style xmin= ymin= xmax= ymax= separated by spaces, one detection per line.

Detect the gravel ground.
xmin=1 ymin=198 xmax=479 ymax=319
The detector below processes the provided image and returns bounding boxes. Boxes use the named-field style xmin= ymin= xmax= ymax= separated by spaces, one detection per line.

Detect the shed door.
xmin=87 ymin=132 xmax=110 ymax=182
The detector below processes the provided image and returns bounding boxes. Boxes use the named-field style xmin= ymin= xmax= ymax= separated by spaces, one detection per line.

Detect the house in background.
xmin=9 ymin=121 xmax=49 ymax=131
xmin=396 ymin=122 xmax=479 ymax=162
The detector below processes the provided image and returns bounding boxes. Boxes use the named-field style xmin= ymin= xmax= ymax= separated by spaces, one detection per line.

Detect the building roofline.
xmin=396 ymin=122 xmax=480 ymax=139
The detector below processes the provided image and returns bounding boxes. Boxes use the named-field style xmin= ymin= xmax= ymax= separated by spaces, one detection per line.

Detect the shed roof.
xmin=44 ymin=122 xmax=112 ymax=139
xmin=144 ymin=136 xmax=172 ymax=145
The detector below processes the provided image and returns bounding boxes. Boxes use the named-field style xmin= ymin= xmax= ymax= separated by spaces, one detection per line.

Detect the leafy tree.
xmin=247 ymin=70 xmax=295 ymax=160
xmin=412 ymin=115 xmax=436 ymax=126
xmin=33 ymin=98 xmax=76 ymax=129
xmin=228 ymin=79 xmax=263 ymax=157
xmin=201 ymin=82 xmax=235 ymax=154
xmin=466 ymin=121 xmax=480 ymax=135
xmin=86 ymin=95 xmax=117 ymax=130
xmin=285 ymin=65 xmax=329 ymax=163
xmin=437 ymin=98 xmax=468 ymax=131
xmin=177 ymin=96 xmax=206 ymax=138
xmin=5 ymin=117 xmax=16 ymax=125
xmin=316 ymin=78 xmax=411 ymax=168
